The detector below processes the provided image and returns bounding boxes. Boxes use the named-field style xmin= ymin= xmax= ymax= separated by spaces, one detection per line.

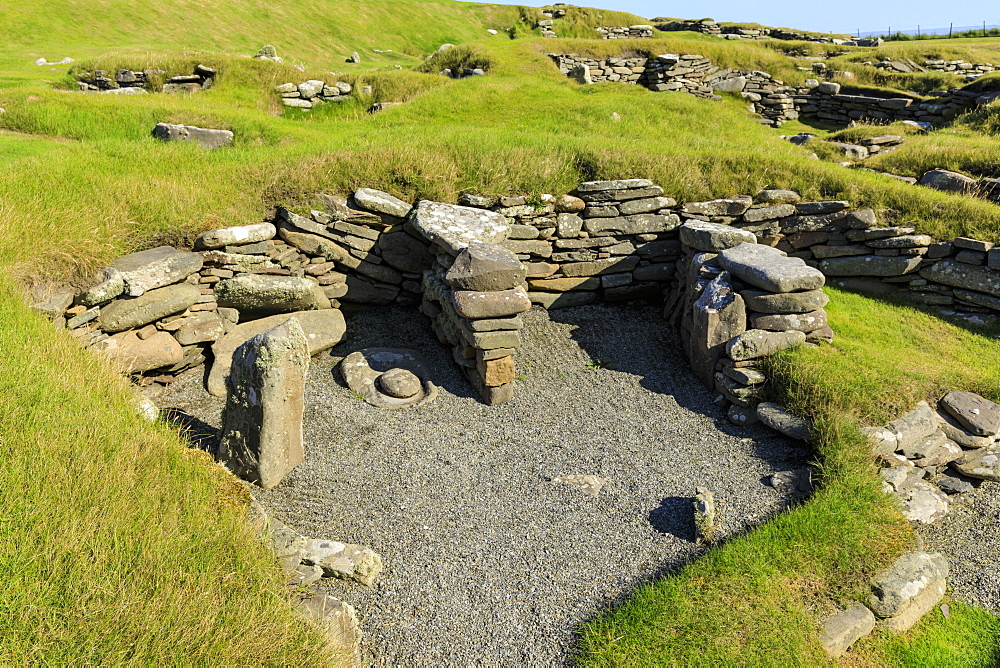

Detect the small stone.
xmin=819 ymin=605 xmax=875 ymax=658
xmin=300 ymin=538 xmax=384 ymax=586
xmin=898 ymin=481 xmax=949 ymax=523
xmin=378 ymin=368 xmax=421 ymax=398
xmin=727 ymin=404 xmax=759 ymax=426
xmin=550 ymin=474 xmax=605 ymax=497
xmin=766 ymin=469 xmax=812 ymax=498
xmin=869 ymin=551 xmax=949 ymax=618
xmin=78 ymin=268 xmax=125 ymax=307
xmin=741 ymin=289 xmax=829 ymax=314
xmin=693 ymin=486 xmax=717 ymax=544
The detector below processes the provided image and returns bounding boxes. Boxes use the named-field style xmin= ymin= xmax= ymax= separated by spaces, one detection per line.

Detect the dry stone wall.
xmin=595 ymin=25 xmax=654 ymax=39
xmin=274 ymin=79 xmax=353 ymax=109
xmin=76 ymin=64 xmax=216 ymax=94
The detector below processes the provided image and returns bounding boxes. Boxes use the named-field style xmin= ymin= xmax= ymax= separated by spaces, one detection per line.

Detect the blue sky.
xmin=476 ymin=1 xmax=998 ymax=35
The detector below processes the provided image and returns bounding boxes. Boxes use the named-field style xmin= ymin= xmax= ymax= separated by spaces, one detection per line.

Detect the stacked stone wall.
xmin=595 ymin=25 xmax=654 ymax=39
xmin=274 ymin=79 xmax=354 ymax=109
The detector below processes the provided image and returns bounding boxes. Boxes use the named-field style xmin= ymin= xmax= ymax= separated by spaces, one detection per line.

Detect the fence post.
xmin=949 ymin=23 xmax=953 ymax=39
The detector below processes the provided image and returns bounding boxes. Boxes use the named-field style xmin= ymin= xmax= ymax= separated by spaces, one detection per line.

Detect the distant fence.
xmin=851 ymin=22 xmax=1000 ymax=39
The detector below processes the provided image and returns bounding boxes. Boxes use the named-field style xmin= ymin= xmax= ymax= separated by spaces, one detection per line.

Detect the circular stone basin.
xmin=378 ymin=368 xmax=422 ymax=398
xmin=341 ymin=347 xmax=437 ymax=409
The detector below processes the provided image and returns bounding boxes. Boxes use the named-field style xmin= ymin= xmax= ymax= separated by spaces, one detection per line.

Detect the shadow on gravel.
xmin=648 ymin=496 xmax=697 ymax=540
xmin=163 ymin=407 xmax=220 ymax=454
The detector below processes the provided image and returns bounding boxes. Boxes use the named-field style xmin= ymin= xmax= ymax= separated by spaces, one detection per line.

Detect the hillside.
xmin=2 ymin=0 xmax=1000 ymax=664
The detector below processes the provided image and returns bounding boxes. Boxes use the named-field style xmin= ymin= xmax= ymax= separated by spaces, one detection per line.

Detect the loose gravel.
xmin=155 ymin=304 xmax=808 ymax=665
xmin=919 ymin=480 xmax=1000 ymax=614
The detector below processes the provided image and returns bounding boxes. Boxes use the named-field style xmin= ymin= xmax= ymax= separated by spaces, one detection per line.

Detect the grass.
xmin=2 ymin=0 xmax=1000 ymax=663
xmin=579 ymin=288 xmax=1000 ymax=665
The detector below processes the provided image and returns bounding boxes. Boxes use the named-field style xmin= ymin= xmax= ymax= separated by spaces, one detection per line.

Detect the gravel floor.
xmin=154 ymin=304 xmax=808 ymax=665
xmin=919 ymin=480 xmax=1000 ymax=614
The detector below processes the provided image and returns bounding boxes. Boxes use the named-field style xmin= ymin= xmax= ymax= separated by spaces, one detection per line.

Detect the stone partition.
xmin=595 ymin=25 xmax=654 ymax=39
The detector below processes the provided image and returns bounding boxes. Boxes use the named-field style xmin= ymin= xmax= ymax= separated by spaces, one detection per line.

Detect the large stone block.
xmin=353 ymin=187 xmax=413 ymax=218
xmin=217 ymin=319 xmax=309 ymax=489
xmin=98 ymin=283 xmax=201 ymax=333
xmin=920 ymin=260 xmax=1000 ymax=298
xmin=215 ymin=275 xmax=330 ymax=317
xmin=819 ymin=255 xmax=922 ymax=277
xmin=886 ymin=401 xmax=939 ymax=450
xmin=451 ymin=286 xmax=531 ymax=319
xmin=869 ymin=551 xmax=949 ymax=618
xmin=718 ymin=243 xmax=825 ymax=293
xmin=152 ymin=122 xmax=234 ymax=150
xmin=741 ymin=288 xmax=829 ymax=314
xmin=918 ymin=169 xmax=977 ymax=193
xmin=445 ymin=241 xmax=525 ymax=292
xmin=110 ymin=246 xmax=204 ymax=296
xmin=680 ymin=197 xmax=751 ymax=217
xmin=583 ymin=214 xmax=680 ymax=236
xmin=749 ymin=309 xmax=827 ymax=333
xmin=208 ymin=309 xmax=346 ymax=396
xmin=940 ymin=391 xmax=1000 ymax=436
xmin=410 ymin=201 xmax=509 ymax=255
xmin=378 ymin=231 xmax=432 ymax=273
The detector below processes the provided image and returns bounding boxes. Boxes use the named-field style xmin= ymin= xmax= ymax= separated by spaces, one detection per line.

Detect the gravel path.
xmin=155 ymin=304 xmax=808 ymax=665
xmin=919 ymin=480 xmax=1000 ymax=614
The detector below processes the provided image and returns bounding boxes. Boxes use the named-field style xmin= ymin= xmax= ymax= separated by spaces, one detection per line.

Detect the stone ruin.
xmin=76 ymin=63 xmax=215 ymax=94
xmin=274 ymin=79 xmax=353 ymax=110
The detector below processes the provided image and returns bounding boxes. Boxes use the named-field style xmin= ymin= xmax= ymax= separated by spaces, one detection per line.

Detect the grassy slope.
xmin=2 ymin=1 xmax=1000 ymax=663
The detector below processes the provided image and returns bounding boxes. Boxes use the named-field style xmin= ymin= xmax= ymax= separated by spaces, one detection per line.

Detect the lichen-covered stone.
xmin=679 ymin=222 xmax=756 ymax=252
xmin=214 ymin=275 xmax=330 ymax=317
xmin=195 ymin=223 xmax=276 ymax=250
xmin=110 ymin=246 xmax=204 ymax=296
xmin=410 ymin=200 xmax=509 ymax=255
xmin=217 ymin=318 xmax=309 ymax=489
xmin=718 ymin=242 xmax=825 ymax=293
xmin=98 ymin=283 xmax=201 ymax=333
xmin=726 ymin=329 xmax=806 ymax=361
xmin=819 ymin=605 xmax=875 ymax=658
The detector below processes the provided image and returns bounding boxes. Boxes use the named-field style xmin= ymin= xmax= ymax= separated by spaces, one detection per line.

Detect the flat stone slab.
xmin=575 ymin=179 xmax=653 ymax=192
xmin=718 ymin=243 xmax=825 ymax=293
xmin=940 ymin=391 xmax=1000 ymax=436
xmin=152 ymin=122 xmax=233 ymax=149
xmin=110 ymin=246 xmax=204 ymax=296
xmin=920 ymin=260 xmax=1000 ymax=298
xmin=196 ymin=223 xmax=276 ymax=250
xmin=341 ymin=348 xmax=438 ymax=409
xmin=726 ymin=329 xmax=806 ymax=361
xmin=819 ymin=255 xmax=922 ymax=277
xmin=756 ymin=402 xmax=811 ymax=441
xmin=741 ymin=288 xmax=829 ymax=314
xmin=96 ymin=330 xmax=183 ymax=373
xmin=550 ymin=474 xmax=606 ymax=497
xmin=214 ymin=274 xmax=329 ymax=316
xmin=354 ymin=188 xmax=413 ymax=218
xmin=897 ymin=481 xmax=949 ymax=524
xmin=410 ymin=201 xmax=509 ymax=256
xmin=679 ymin=222 xmax=756 ymax=252
xmin=98 ymin=282 xmax=201 ymax=333
xmin=300 ymin=538 xmax=385 ymax=586
xmin=869 ymin=551 xmax=949 ymax=618
xmin=951 ymin=444 xmax=1000 ymax=481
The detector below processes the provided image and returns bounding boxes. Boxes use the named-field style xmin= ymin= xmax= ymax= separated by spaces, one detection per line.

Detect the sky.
xmin=476 ymin=1 xmax=999 ymax=35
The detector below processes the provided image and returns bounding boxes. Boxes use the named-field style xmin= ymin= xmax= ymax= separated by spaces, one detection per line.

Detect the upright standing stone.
xmin=689 ymin=273 xmax=746 ymax=388
xmin=218 ymin=319 xmax=309 ymax=489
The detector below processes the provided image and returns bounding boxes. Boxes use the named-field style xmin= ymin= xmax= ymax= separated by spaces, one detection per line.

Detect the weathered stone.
xmin=78 ymin=268 xmax=125 ymax=306
xmin=618 ymin=196 xmax=674 ymax=216
xmin=298 ymin=593 xmax=361 ymax=652
xmin=936 ymin=407 xmax=995 ymax=448
xmin=680 ymin=198 xmax=751 ymax=217
xmin=898 ymin=481 xmax=950 ymax=523
xmin=718 ymin=243 xmax=825 ymax=293
xmin=866 ymin=235 xmax=934 ymax=249
xmin=502 ymin=239 xmax=552 ymax=257
xmin=556 ymin=213 xmax=583 ymax=237
xmin=934 ymin=470 xmax=978 ymax=495
xmin=555 ymin=195 xmax=586 ymax=213
xmin=757 ymin=402 xmax=811 ymax=441
xmin=819 ymin=606 xmax=876 ymax=658
xmin=550 ymin=474 xmax=605 ymax=496
xmin=217 ymin=319 xmax=308 ymax=489
xmin=477 ymin=355 xmax=516 ymax=386
xmin=633 ymin=262 xmax=675 ymax=282
xmin=523 ymin=262 xmax=559 ymax=278
xmin=918 ymin=169 xmax=976 ymax=193
xmin=743 ymin=204 xmax=797 ymax=223
xmin=819 ymin=255 xmax=922 ymax=277
xmin=528 ymin=291 xmax=597 ymax=309
xmin=196 ymin=223 xmax=276 ymax=250
xmin=528 ymin=277 xmax=600 ymax=292
xmin=679 ymin=222 xmax=756 ymax=252
xmin=727 ymin=329 xmax=805 ymax=361
xmin=98 ymin=283 xmax=201 ymax=333
xmin=869 ymin=551 xmax=949 ymax=618
xmin=410 ymin=201 xmax=509 ymax=255
xmin=951 ymin=444 xmax=1000 ymax=481
xmin=353 ymin=188 xmax=413 ymax=218
xmin=741 ymin=289 xmax=829 ymax=314
xmin=749 ymin=309 xmax=827 ymax=333
xmin=445 ymin=241 xmax=525 ymax=292
xmin=341 ymin=276 xmax=399 ymax=304
xmin=795 ymin=201 xmax=848 ymax=215
xmin=451 ymin=286 xmax=531 ymax=319
xmin=111 ymin=246 xmax=204 ymax=296
xmin=32 ymin=290 xmax=75 ymax=320
xmin=96 ymin=330 xmax=184 ymax=373
xmin=561 ymin=256 xmax=639 ymax=277
xmin=920 ymin=260 xmax=1000 ymax=298
xmin=575 ymin=179 xmax=653 ymax=193
xmin=882 ymin=579 xmax=947 ymax=632
xmin=173 ymin=312 xmax=226 ymax=345
xmin=215 ymin=275 xmax=329 ymax=316
xmin=689 ymin=274 xmax=746 ymax=388
xmin=693 ymin=487 xmax=717 ymax=544
xmin=300 ymin=538 xmax=384 ymax=586
xmin=887 ymin=402 xmax=941 ymax=450
xmin=755 ymin=189 xmax=801 ymax=204
xmin=152 ymin=122 xmax=233 ymax=150
xmin=208 ymin=310 xmax=346 ymax=396
xmin=583 ymin=214 xmax=680 ymax=236
xmin=341 ymin=348 xmax=437 ymax=409
xmin=376 ymin=231 xmax=431 ymax=273
xmin=508 ymin=224 xmax=540 ymax=240
xmin=940 ymin=391 xmax=1000 ymax=436
xmin=461 ymin=326 xmax=521 ymax=350
xmin=727 ymin=404 xmax=760 ymax=426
